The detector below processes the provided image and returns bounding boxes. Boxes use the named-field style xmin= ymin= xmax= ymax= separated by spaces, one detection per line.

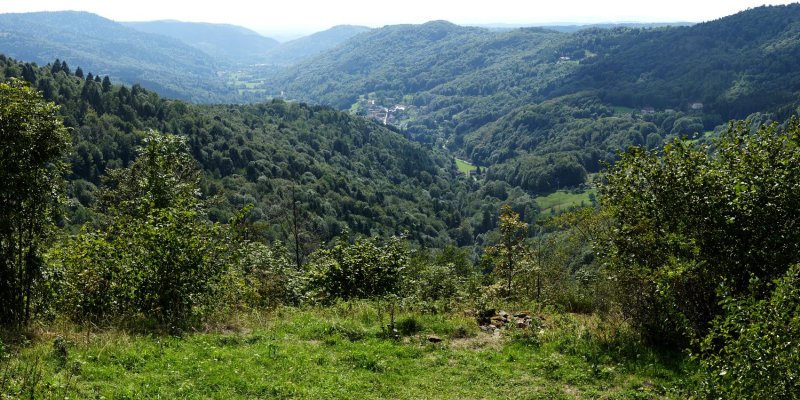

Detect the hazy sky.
xmin=2 ymin=0 xmax=797 ymax=38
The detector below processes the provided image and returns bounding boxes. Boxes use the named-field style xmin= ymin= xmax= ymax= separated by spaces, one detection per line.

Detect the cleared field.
xmin=455 ymin=158 xmax=477 ymax=175
xmin=536 ymin=189 xmax=597 ymax=214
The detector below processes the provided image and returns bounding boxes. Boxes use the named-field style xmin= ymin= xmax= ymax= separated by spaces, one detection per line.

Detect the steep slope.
xmin=0 ymin=54 xmax=494 ymax=247
xmin=557 ymin=4 xmax=800 ymax=120
xmin=265 ymin=5 xmax=800 ymax=193
xmin=268 ymin=21 xmax=571 ymax=137
xmin=263 ymin=25 xmax=371 ymax=65
xmin=269 ymin=5 xmax=800 ymax=133
xmin=0 ymin=11 xmax=228 ymax=102
xmin=122 ymin=20 xmax=279 ymax=65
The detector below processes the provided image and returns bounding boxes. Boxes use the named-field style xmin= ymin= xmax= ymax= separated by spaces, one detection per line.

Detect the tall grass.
xmin=1 ymin=303 xmax=694 ymax=399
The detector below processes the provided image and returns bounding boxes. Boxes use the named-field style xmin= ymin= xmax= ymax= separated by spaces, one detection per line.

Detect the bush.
xmin=236 ymin=241 xmax=303 ymax=308
xmin=396 ymin=317 xmax=423 ymax=336
xmin=50 ymin=131 xmax=232 ymax=329
xmin=306 ymin=235 xmax=408 ymax=302
xmin=601 ymin=118 xmax=800 ymax=344
xmin=53 ymin=208 xmax=229 ymax=327
xmin=695 ymin=264 xmax=800 ymax=399
xmin=410 ymin=263 xmax=465 ymax=312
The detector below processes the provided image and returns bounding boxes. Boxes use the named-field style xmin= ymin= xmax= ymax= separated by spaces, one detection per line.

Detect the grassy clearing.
xmin=1 ymin=304 xmax=692 ymax=399
xmin=536 ymin=189 xmax=597 ymax=215
xmin=455 ymin=158 xmax=477 ymax=175
xmin=611 ymin=106 xmax=635 ymax=116
xmin=687 ymin=131 xmax=717 ymax=144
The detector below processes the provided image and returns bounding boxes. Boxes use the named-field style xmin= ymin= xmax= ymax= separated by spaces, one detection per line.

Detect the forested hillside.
xmin=269 ymin=21 xmax=570 ymax=121
xmin=0 ymin=11 xmax=229 ymax=102
xmin=265 ymin=5 xmax=800 ymax=194
xmin=122 ymin=20 xmax=280 ymax=66
xmin=0 ymin=55 xmax=536 ymax=251
xmin=263 ymin=25 xmax=371 ymax=66
xmin=555 ymin=4 xmax=800 ymax=120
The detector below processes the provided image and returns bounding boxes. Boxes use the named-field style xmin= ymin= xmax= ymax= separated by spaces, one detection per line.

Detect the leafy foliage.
xmin=695 ymin=263 xmax=800 ymax=399
xmin=307 ymin=235 xmax=408 ymax=302
xmin=0 ymin=79 xmax=70 ymax=327
xmin=600 ymin=118 xmax=800 ymax=344
xmin=51 ymin=131 xmax=230 ymax=327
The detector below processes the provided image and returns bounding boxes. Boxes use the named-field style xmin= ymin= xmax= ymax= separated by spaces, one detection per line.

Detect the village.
xmin=352 ymin=96 xmax=414 ymax=126
xmin=638 ymin=101 xmax=703 ymax=115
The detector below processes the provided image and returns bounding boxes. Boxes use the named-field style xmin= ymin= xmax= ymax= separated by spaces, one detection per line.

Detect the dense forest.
xmin=264 ymin=5 xmax=800 ymax=193
xmin=6 ymin=7 xmax=800 ymax=197
xmin=0 ymin=11 xmax=231 ymax=102
xmin=0 ymin=55 xmax=503 ymax=250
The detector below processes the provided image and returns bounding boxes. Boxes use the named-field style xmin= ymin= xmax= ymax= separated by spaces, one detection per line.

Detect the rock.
xmin=516 ymin=319 xmax=529 ymax=329
xmin=479 ymin=325 xmax=493 ymax=333
xmin=476 ymin=309 xmax=496 ymax=325
xmin=427 ymin=335 xmax=442 ymax=343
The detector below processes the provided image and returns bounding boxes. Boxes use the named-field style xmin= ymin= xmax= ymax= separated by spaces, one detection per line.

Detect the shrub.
xmin=236 ymin=241 xmax=303 ymax=308
xmin=601 ymin=118 xmax=800 ymax=344
xmin=306 ymin=235 xmax=408 ymax=302
xmin=51 ymin=131 xmax=231 ymax=328
xmin=694 ymin=264 xmax=800 ymax=399
xmin=396 ymin=317 xmax=424 ymax=336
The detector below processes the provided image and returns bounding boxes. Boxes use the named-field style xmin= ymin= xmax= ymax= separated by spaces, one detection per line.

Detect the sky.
xmin=2 ymin=0 xmax=797 ymax=39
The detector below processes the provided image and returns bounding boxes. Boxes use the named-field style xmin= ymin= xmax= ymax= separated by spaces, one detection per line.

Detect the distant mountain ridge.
xmin=476 ymin=22 xmax=694 ymax=32
xmin=122 ymin=20 xmax=280 ymax=65
xmin=0 ymin=11 xmax=227 ymax=102
xmin=268 ymin=5 xmax=800 ymax=133
xmin=263 ymin=25 xmax=371 ymax=65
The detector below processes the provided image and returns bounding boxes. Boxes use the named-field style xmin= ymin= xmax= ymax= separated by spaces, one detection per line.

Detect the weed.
xmin=396 ymin=317 xmax=423 ymax=336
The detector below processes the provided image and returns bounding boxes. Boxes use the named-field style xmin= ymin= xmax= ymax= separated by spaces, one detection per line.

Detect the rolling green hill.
xmin=0 ymin=11 xmax=230 ymax=102
xmin=1 ymin=55 xmax=511 ymax=248
xmin=263 ymin=25 xmax=372 ymax=65
xmin=554 ymin=4 xmax=800 ymax=121
xmin=263 ymin=5 xmax=800 ymax=193
xmin=122 ymin=20 xmax=280 ymax=66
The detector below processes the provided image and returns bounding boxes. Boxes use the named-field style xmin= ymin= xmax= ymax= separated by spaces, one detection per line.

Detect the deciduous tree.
xmin=0 ymin=79 xmax=70 ymax=327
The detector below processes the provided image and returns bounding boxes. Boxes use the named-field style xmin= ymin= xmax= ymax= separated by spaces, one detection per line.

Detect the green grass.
xmin=1 ymin=305 xmax=692 ymax=399
xmin=536 ymin=189 xmax=597 ymax=215
xmin=455 ymin=158 xmax=477 ymax=175
xmin=612 ymin=106 xmax=635 ymax=116
xmin=687 ymin=131 xmax=717 ymax=144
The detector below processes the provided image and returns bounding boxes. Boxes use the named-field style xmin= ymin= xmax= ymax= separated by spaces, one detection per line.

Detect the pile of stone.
xmin=476 ymin=310 xmax=542 ymax=334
